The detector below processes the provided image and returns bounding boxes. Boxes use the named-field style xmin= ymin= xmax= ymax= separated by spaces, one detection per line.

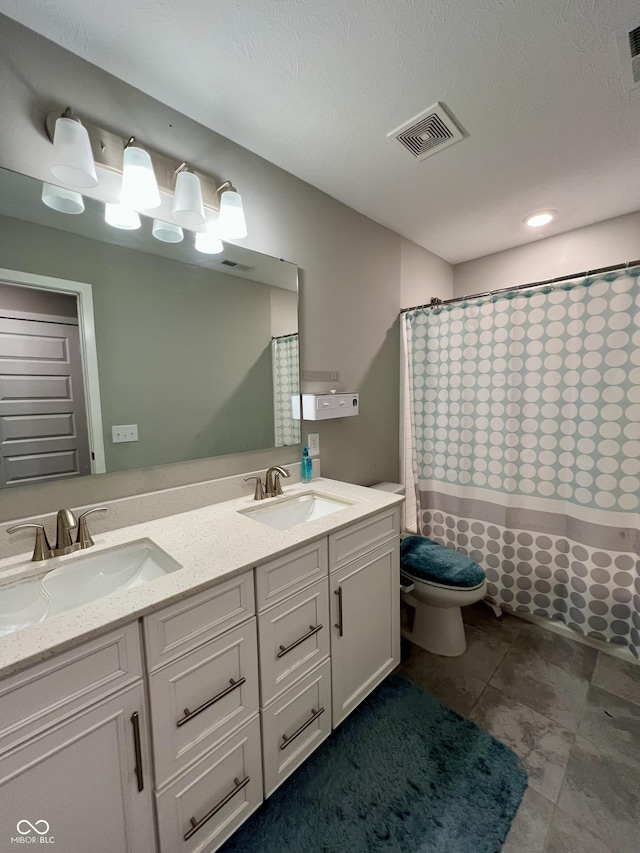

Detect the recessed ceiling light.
xmin=524 ymin=210 xmax=556 ymax=228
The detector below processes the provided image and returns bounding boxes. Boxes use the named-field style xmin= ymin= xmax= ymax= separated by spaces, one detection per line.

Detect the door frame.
xmin=0 ymin=267 xmax=106 ymax=474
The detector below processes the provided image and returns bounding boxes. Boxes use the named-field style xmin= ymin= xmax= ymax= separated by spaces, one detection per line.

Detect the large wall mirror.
xmin=0 ymin=167 xmax=300 ymax=489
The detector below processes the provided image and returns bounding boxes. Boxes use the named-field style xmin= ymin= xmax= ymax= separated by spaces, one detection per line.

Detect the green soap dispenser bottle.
xmin=301 ymin=446 xmax=313 ymax=483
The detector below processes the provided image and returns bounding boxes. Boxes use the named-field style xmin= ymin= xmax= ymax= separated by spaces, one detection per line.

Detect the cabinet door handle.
xmin=177 ymin=677 xmax=246 ymax=728
xmin=280 ymin=707 xmax=325 ymax=751
xmin=184 ymin=775 xmax=251 ymax=841
xmin=130 ymin=712 xmax=144 ymax=792
xmin=277 ymin=624 xmax=323 ymax=659
xmin=334 ymin=587 xmax=344 ymax=637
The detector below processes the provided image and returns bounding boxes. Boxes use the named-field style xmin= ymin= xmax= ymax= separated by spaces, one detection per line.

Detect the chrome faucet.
xmin=7 ymin=506 xmax=108 ymax=562
xmin=264 ymin=466 xmax=290 ymax=498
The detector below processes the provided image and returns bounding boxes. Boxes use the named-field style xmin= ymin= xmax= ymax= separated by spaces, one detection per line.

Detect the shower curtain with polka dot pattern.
xmin=402 ymin=267 xmax=640 ymax=657
xmin=272 ymin=333 xmax=301 ymax=447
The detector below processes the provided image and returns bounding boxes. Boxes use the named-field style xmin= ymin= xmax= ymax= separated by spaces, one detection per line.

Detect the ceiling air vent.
xmin=616 ymin=22 xmax=640 ymax=91
xmin=387 ymin=102 xmax=464 ymax=161
xmin=219 ymin=259 xmax=253 ymax=272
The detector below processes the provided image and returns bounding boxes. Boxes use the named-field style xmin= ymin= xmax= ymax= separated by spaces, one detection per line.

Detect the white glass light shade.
xmin=121 ymin=145 xmax=161 ymax=210
xmin=105 ymin=203 xmax=141 ymax=230
xmin=172 ymin=171 xmax=205 ymax=227
xmin=217 ymin=190 xmax=247 ymax=239
xmin=152 ymin=219 xmax=184 ymax=243
xmin=41 ymin=182 xmax=84 ymax=215
xmin=50 ymin=117 xmax=98 ymax=189
xmin=195 ymin=228 xmax=224 ymax=254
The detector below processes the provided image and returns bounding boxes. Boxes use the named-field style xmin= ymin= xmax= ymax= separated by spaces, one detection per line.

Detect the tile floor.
xmin=396 ymin=604 xmax=640 ymax=853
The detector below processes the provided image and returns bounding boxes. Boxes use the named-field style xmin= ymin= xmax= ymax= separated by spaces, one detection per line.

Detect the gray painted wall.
xmin=400 ymin=240 xmax=454 ymax=308
xmin=454 ymin=211 xmax=640 ymax=297
xmin=0 ymin=16 xmax=454 ymax=522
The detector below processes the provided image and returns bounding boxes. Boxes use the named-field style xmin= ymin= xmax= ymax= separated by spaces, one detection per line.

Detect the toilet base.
xmin=401 ymin=596 xmax=467 ymax=657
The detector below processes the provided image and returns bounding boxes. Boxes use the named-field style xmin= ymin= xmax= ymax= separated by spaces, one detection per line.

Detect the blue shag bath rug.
xmin=220 ymin=675 xmax=527 ymax=853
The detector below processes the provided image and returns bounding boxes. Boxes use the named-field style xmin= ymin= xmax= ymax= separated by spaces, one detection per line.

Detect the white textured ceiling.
xmin=1 ymin=0 xmax=639 ymax=263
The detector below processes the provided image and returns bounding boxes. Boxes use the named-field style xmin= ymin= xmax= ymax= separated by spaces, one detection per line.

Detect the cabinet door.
xmin=258 ymin=578 xmax=330 ymax=706
xmin=149 ymin=618 xmax=259 ymax=789
xmin=330 ymin=539 xmax=400 ymax=727
xmin=261 ymin=659 xmax=331 ymax=797
xmin=155 ymin=716 xmax=263 ymax=853
xmin=0 ymin=682 xmax=155 ymax=853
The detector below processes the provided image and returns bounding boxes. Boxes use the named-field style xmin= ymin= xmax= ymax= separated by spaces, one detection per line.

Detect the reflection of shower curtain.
xmin=272 ymin=333 xmax=301 ymax=446
xmin=403 ymin=268 xmax=640 ymax=657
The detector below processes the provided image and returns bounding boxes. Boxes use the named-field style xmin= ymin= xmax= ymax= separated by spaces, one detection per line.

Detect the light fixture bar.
xmin=45 ymin=109 xmax=227 ymax=210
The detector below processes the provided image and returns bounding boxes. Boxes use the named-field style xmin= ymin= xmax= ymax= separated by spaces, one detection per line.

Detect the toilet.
xmin=370 ymin=483 xmax=487 ymax=657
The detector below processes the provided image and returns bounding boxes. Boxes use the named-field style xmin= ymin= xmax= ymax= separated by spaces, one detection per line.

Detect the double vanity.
xmin=0 ymin=477 xmax=401 ymax=853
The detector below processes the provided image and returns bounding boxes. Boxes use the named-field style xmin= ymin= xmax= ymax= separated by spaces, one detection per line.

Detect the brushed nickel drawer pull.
xmin=277 ymin=624 xmax=323 ymax=659
xmin=280 ymin=707 xmax=325 ymax=751
xmin=177 ymin=677 xmax=246 ymax=728
xmin=334 ymin=587 xmax=344 ymax=637
xmin=130 ymin=711 xmax=144 ymax=792
xmin=184 ymin=775 xmax=250 ymax=841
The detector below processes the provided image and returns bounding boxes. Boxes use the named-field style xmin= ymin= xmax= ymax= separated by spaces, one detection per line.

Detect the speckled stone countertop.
xmin=0 ymin=478 xmax=402 ymax=679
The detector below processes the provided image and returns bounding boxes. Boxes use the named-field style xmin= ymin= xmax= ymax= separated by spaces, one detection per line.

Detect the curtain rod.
xmin=271 ymin=332 xmax=298 ymax=341
xmin=401 ymin=258 xmax=640 ymax=314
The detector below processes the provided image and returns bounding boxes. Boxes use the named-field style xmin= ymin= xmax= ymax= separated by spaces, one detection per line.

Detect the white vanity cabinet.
xmin=255 ymin=539 xmax=332 ymax=796
xmin=0 ymin=624 xmax=155 ymax=853
xmin=143 ymin=570 xmax=264 ymax=853
xmin=0 ymin=492 xmax=402 ymax=853
xmin=329 ymin=508 xmax=400 ymax=726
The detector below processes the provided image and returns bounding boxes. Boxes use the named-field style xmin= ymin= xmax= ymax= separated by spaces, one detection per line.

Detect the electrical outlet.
xmin=112 ymin=424 xmax=138 ymax=443
xmin=307 ymin=433 xmax=320 ymax=457
xmin=301 ymin=370 xmax=339 ymax=383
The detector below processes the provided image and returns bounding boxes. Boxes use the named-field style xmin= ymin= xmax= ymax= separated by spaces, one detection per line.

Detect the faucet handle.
xmin=244 ymin=476 xmax=265 ymax=501
xmin=76 ymin=507 xmax=108 ymax=549
xmin=7 ymin=523 xmax=53 ymax=562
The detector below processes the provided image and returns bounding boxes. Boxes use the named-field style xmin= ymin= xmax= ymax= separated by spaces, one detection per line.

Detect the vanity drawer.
xmin=149 ymin=619 xmax=259 ymax=788
xmin=155 ymin=715 xmax=263 ymax=853
xmin=258 ymin=579 xmax=330 ymax=706
xmin=255 ymin=538 xmax=328 ymax=612
xmin=144 ymin=570 xmax=255 ymax=671
xmin=0 ymin=622 xmax=142 ymax=756
xmin=261 ymin=658 xmax=331 ymax=797
xmin=328 ymin=507 xmax=400 ymax=572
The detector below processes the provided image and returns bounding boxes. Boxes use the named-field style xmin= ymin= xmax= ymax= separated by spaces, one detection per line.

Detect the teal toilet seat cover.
xmin=400 ymin=536 xmax=486 ymax=589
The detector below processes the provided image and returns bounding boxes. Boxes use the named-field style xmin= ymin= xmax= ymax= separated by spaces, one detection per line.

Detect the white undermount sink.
xmin=0 ymin=540 xmax=182 ymax=637
xmin=239 ymin=490 xmax=354 ymax=531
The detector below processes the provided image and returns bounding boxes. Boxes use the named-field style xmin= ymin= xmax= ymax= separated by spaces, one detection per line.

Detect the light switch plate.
xmin=307 ymin=433 xmax=320 ymax=456
xmin=112 ymin=424 xmax=138 ymax=443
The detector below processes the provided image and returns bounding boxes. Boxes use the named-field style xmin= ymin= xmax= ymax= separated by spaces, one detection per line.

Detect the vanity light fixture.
xmin=173 ymin=164 xmax=206 ymax=228
xmin=105 ymin=203 xmax=141 ymax=230
xmin=43 ymin=107 xmax=248 ymax=241
xmin=49 ymin=107 xmax=98 ymax=188
xmin=121 ymin=138 xmax=161 ymax=210
xmin=194 ymin=226 xmax=224 ymax=254
xmin=152 ymin=219 xmax=184 ymax=243
xmin=217 ymin=181 xmax=247 ymax=239
xmin=524 ymin=209 xmax=556 ymax=228
xmin=41 ymin=182 xmax=85 ymax=215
